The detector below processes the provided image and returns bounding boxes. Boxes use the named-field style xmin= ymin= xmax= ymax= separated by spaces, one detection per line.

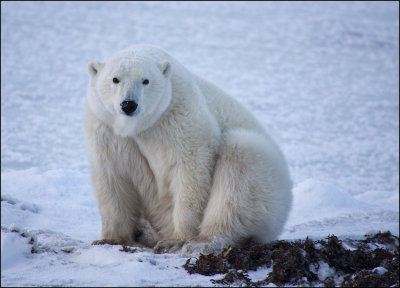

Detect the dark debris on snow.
xmin=183 ymin=231 xmax=399 ymax=287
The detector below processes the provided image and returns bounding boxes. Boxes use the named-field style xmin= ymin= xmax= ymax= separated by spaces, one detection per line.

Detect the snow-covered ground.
xmin=1 ymin=1 xmax=398 ymax=286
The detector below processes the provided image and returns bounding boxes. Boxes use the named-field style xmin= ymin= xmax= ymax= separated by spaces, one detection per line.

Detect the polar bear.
xmin=85 ymin=44 xmax=292 ymax=255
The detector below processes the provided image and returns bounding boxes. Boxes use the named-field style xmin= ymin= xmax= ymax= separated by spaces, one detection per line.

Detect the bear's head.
xmin=87 ymin=48 xmax=172 ymax=137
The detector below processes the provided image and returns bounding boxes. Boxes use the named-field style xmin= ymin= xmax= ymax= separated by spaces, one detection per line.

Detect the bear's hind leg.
xmin=181 ymin=129 xmax=292 ymax=256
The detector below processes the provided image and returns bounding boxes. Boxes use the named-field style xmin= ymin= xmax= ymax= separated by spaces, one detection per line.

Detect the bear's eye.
xmin=112 ymin=77 xmax=120 ymax=84
xmin=142 ymin=79 xmax=149 ymax=85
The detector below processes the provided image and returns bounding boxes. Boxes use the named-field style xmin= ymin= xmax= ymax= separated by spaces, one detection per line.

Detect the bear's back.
xmin=194 ymin=74 xmax=267 ymax=136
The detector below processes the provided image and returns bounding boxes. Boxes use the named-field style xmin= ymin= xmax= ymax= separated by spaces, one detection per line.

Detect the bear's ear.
xmin=158 ymin=61 xmax=171 ymax=77
xmin=88 ymin=61 xmax=104 ymax=78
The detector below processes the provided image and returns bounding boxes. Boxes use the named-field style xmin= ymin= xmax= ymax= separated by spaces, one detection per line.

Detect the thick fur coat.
xmin=85 ymin=44 xmax=292 ymax=255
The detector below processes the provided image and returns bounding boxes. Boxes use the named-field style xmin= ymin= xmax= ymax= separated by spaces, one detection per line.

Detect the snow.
xmin=310 ymin=261 xmax=336 ymax=282
xmin=247 ymin=266 xmax=273 ymax=282
xmin=1 ymin=1 xmax=399 ymax=286
xmin=1 ymin=231 xmax=33 ymax=270
xmin=372 ymin=267 xmax=388 ymax=276
xmin=281 ymin=179 xmax=399 ymax=240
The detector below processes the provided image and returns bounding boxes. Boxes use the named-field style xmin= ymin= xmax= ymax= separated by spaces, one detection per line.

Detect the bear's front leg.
xmin=153 ymin=162 xmax=212 ymax=254
xmin=89 ymin=163 xmax=143 ymax=247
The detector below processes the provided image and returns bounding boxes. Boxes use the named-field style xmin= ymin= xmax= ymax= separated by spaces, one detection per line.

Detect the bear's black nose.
xmin=120 ymin=100 xmax=138 ymax=115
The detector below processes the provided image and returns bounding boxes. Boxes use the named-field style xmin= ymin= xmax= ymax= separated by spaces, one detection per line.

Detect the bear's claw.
xmin=92 ymin=239 xmax=145 ymax=248
xmin=153 ymin=239 xmax=184 ymax=254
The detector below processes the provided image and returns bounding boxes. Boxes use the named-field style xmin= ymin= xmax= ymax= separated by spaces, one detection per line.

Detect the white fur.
xmin=85 ymin=44 xmax=292 ymax=255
